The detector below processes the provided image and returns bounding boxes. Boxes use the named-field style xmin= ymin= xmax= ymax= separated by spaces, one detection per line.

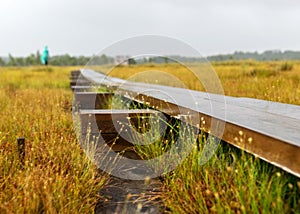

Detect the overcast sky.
xmin=1 ymin=0 xmax=300 ymax=57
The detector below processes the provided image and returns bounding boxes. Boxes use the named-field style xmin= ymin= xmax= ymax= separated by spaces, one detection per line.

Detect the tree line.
xmin=207 ymin=50 xmax=300 ymax=61
xmin=0 ymin=52 xmax=114 ymax=66
xmin=1 ymin=50 xmax=300 ymax=66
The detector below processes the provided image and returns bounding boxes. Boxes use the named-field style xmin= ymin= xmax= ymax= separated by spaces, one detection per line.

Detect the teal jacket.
xmin=41 ymin=46 xmax=49 ymax=64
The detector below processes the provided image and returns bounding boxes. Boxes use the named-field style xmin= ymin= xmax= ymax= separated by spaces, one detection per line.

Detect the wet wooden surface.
xmin=79 ymin=69 xmax=300 ymax=177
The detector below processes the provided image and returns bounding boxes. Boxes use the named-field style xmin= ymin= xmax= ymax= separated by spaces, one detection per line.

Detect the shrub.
xmin=280 ymin=62 xmax=293 ymax=71
xmin=249 ymin=68 xmax=277 ymax=77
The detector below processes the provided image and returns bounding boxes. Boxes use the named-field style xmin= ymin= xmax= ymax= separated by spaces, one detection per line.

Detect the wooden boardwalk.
xmin=77 ymin=69 xmax=300 ymax=178
xmin=71 ymin=69 xmax=300 ymax=213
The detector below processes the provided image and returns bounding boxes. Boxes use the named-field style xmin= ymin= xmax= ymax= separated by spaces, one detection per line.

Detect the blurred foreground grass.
xmin=0 ymin=66 xmax=108 ymax=213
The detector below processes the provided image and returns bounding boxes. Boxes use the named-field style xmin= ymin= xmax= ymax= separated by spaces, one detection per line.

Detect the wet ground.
xmin=94 ymin=150 xmax=164 ymax=214
xmin=95 ymin=176 xmax=163 ymax=214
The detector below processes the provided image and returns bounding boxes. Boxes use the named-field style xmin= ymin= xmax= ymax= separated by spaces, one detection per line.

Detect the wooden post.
xmin=17 ymin=137 xmax=25 ymax=167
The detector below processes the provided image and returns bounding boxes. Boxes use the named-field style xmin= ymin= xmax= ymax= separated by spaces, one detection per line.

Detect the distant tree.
xmin=77 ymin=56 xmax=90 ymax=65
xmin=164 ymin=57 xmax=169 ymax=63
xmin=128 ymin=58 xmax=136 ymax=65
xmin=0 ymin=57 xmax=6 ymax=66
xmin=143 ymin=57 xmax=148 ymax=64
xmin=89 ymin=54 xmax=114 ymax=65
xmin=15 ymin=57 xmax=25 ymax=66
xmin=25 ymin=54 xmax=37 ymax=65
xmin=7 ymin=54 xmax=17 ymax=66
xmin=36 ymin=51 xmax=41 ymax=65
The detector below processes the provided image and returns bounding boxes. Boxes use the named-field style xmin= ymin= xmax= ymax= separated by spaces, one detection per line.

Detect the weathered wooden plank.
xmin=80 ymin=109 xmax=159 ymax=134
xmin=70 ymin=70 xmax=81 ymax=77
xmin=81 ymin=132 xmax=135 ymax=152
xmin=80 ymin=109 xmax=161 ymax=154
xmin=74 ymin=92 xmax=114 ymax=109
xmin=70 ymin=71 xmax=91 ymax=88
xmin=70 ymin=79 xmax=90 ymax=87
xmin=71 ymin=85 xmax=93 ymax=92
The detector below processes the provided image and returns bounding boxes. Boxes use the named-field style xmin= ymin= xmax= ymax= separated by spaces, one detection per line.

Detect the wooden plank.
xmin=71 ymin=85 xmax=93 ymax=92
xmin=80 ymin=109 xmax=160 ymax=154
xmin=70 ymin=70 xmax=81 ymax=77
xmin=80 ymin=69 xmax=300 ymax=177
xmin=70 ymin=79 xmax=90 ymax=87
xmin=70 ymin=71 xmax=91 ymax=87
xmin=81 ymin=132 xmax=134 ymax=152
xmin=75 ymin=92 xmax=114 ymax=109
xmin=80 ymin=109 xmax=159 ymax=134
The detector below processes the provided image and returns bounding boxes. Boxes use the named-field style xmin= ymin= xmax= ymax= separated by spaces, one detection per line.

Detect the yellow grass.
xmin=0 ymin=66 xmax=108 ymax=213
xmin=1 ymin=61 xmax=299 ymax=213
xmin=107 ymin=60 xmax=300 ymax=105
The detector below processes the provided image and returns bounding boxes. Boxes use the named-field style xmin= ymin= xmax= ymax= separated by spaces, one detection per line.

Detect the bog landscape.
xmin=0 ymin=59 xmax=299 ymax=213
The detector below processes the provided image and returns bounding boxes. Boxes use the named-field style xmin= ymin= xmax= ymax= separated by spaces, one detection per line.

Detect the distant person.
xmin=41 ymin=46 xmax=49 ymax=65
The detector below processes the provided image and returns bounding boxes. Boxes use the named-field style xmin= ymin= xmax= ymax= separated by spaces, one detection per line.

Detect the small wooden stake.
xmin=17 ymin=137 xmax=25 ymax=167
